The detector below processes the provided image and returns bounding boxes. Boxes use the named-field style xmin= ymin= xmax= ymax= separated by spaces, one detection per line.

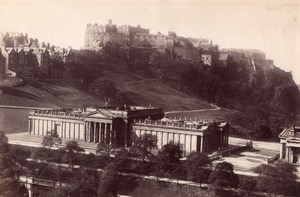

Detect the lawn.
xmin=0 ymin=108 xmax=30 ymax=134
xmin=123 ymin=79 xmax=212 ymax=111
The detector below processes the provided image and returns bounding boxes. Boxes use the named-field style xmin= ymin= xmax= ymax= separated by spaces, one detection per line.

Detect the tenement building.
xmin=0 ymin=32 xmax=72 ymax=78
xmin=279 ymin=126 xmax=300 ymax=164
xmin=28 ymin=106 xmax=229 ymax=155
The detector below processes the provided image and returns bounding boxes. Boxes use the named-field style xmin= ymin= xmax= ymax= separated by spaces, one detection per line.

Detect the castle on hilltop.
xmin=84 ymin=19 xmax=219 ymax=64
xmin=0 ymin=32 xmax=73 ymax=79
xmin=84 ymin=19 xmax=273 ymax=71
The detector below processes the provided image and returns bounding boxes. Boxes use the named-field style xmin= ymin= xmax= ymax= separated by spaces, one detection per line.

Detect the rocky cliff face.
xmin=257 ymin=66 xmax=300 ymax=114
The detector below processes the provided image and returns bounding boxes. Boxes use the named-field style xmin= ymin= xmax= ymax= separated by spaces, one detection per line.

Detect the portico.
xmin=84 ymin=121 xmax=113 ymax=143
xmin=28 ymin=105 xmax=164 ymax=147
xmin=279 ymin=126 xmax=300 ymax=164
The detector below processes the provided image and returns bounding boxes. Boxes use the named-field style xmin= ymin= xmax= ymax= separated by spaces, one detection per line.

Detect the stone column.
xmin=46 ymin=120 xmax=48 ymax=134
xmin=41 ymin=120 xmax=44 ymax=135
xmin=98 ymin=123 xmax=101 ymax=142
xmin=84 ymin=122 xmax=88 ymax=142
xmin=204 ymin=137 xmax=207 ymax=152
xmin=73 ymin=123 xmax=76 ymax=139
xmin=104 ymin=123 xmax=107 ymax=144
xmin=28 ymin=119 xmax=31 ymax=134
xmin=88 ymin=122 xmax=91 ymax=142
xmin=64 ymin=122 xmax=67 ymax=138
xmin=166 ymin=132 xmax=169 ymax=143
xmin=27 ymin=184 xmax=33 ymax=197
xmin=161 ymin=132 xmax=164 ymax=148
xmin=69 ymin=122 xmax=71 ymax=139
xmin=94 ymin=122 xmax=97 ymax=143
xmin=99 ymin=123 xmax=103 ymax=143
xmin=190 ymin=135 xmax=193 ymax=153
xmin=200 ymin=136 xmax=203 ymax=152
xmin=290 ymin=147 xmax=294 ymax=163
xmin=37 ymin=119 xmax=40 ymax=135
xmin=280 ymin=143 xmax=284 ymax=159
xmin=124 ymin=122 xmax=128 ymax=147
xmin=286 ymin=146 xmax=290 ymax=163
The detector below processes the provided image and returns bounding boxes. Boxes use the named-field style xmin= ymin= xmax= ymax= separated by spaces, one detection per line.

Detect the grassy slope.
xmin=0 ymin=63 xmax=242 ymax=134
xmin=1 ymin=80 xmax=105 ymax=108
xmin=122 ymin=79 xmax=212 ymax=111
xmin=0 ymin=79 xmax=105 ymax=134
xmin=0 ymin=108 xmax=30 ymax=134
xmin=91 ymin=63 xmax=213 ymax=111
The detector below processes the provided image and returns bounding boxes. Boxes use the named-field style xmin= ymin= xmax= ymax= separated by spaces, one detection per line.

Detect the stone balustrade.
xmin=30 ymin=109 xmax=84 ymax=119
xmin=133 ymin=118 xmax=225 ymax=131
xmin=133 ymin=119 xmax=204 ymax=130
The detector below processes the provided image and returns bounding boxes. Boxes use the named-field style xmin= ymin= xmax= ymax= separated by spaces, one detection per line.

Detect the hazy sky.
xmin=0 ymin=0 xmax=299 ymax=83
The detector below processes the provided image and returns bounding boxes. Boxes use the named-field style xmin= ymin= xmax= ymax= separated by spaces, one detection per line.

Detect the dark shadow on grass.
xmin=118 ymin=176 xmax=139 ymax=194
xmin=2 ymin=87 xmax=45 ymax=102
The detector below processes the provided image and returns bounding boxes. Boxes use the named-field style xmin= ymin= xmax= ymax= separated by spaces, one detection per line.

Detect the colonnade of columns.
xmin=84 ymin=121 xmax=115 ymax=144
xmin=221 ymin=129 xmax=229 ymax=147
xmin=28 ymin=118 xmax=84 ymax=140
xmin=134 ymin=129 xmax=200 ymax=155
xmin=133 ymin=127 xmax=229 ymax=155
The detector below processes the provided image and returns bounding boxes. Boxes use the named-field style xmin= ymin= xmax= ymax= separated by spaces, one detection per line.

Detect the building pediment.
xmin=84 ymin=110 xmax=114 ymax=120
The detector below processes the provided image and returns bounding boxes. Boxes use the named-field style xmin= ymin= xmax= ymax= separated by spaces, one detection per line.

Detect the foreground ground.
xmin=7 ymin=132 xmax=294 ymax=178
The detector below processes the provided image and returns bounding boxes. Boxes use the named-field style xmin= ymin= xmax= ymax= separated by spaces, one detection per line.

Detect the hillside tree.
xmin=61 ymin=140 xmax=84 ymax=167
xmin=209 ymin=162 xmax=239 ymax=195
xmin=186 ymin=152 xmax=211 ymax=187
xmin=253 ymin=161 xmax=298 ymax=196
xmin=42 ymin=130 xmax=62 ymax=149
xmin=157 ymin=142 xmax=183 ymax=172
xmin=0 ymin=131 xmax=19 ymax=197
xmin=130 ymin=133 xmax=158 ymax=161
xmin=97 ymin=162 xmax=119 ymax=197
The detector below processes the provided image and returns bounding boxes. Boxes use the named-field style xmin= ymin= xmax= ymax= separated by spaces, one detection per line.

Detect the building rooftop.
xmin=29 ymin=105 xmax=163 ymax=120
xmin=279 ymin=126 xmax=300 ymax=139
xmin=133 ymin=118 xmax=228 ymax=133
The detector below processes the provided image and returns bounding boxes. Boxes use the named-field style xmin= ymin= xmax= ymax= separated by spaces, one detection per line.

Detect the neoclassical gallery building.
xmin=28 ymin=105 xmax=229 ymax=155
xmin=279 ymin=125 xmax=300 ymax=164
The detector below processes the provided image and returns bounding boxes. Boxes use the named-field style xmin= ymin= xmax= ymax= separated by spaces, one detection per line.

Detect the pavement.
xmin=165 ymin=103 xmax=219 ymax=114
xmin=229 ymin=137 xmax=281 ymax=151
xmin=7 ymin=132 xmax=98 ymax=153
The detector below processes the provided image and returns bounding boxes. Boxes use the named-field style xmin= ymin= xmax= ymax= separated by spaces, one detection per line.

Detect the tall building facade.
xmin=0 ymin=32 xmax=73 ymax=78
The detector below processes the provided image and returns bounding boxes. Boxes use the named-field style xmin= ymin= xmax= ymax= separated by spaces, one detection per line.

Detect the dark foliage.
xmin=253 ymin=161 xmax=298 ymax=196
xmin=209 ymin=162 xmax=239 ymax=190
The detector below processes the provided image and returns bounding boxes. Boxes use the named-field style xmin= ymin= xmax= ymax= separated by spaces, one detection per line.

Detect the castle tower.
xmin=108 ymin=19 xmax=112 ymax=25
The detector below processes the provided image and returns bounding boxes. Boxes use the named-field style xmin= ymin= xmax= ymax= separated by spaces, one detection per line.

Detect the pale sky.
xmin=0 ymin=0 xmax=299 ymax=84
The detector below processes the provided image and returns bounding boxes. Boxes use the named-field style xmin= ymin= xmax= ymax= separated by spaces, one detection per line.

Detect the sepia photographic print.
xmin=0 ymin=0 xmax=300 ymax=196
